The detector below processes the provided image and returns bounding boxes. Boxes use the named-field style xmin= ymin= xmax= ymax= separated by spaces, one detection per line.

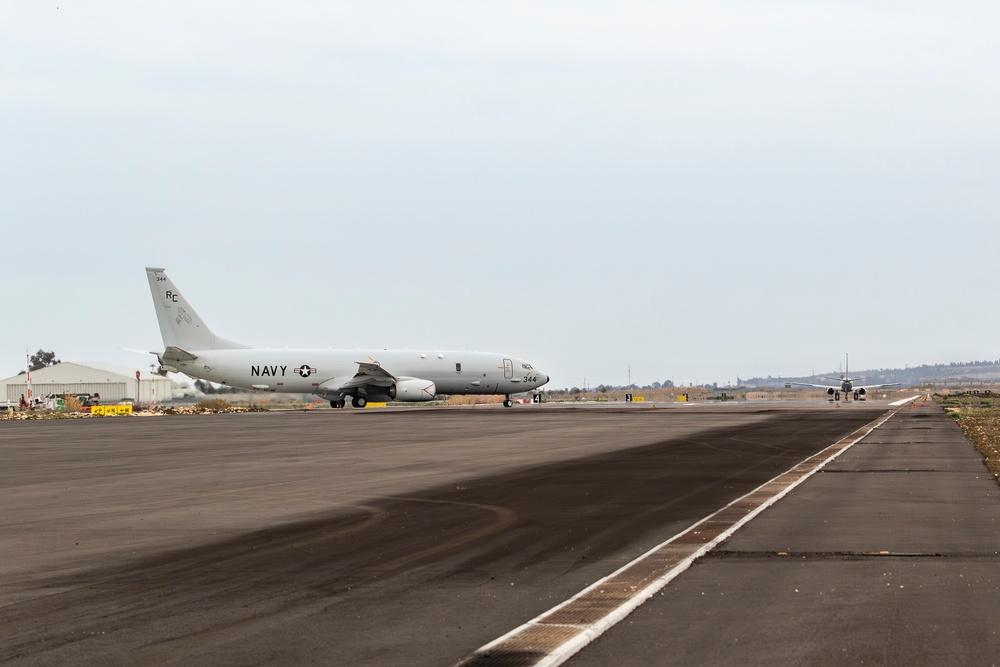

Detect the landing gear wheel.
xmin=352 ymin=396 xmax=367 ymax=409
xmin=330 ymin=399 xmax=345 ymax=409
xmin=503 ymin=398 xmax=513 ymax=408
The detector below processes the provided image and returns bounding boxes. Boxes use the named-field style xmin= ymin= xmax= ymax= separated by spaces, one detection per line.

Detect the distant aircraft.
xmin=787 ymin=354 xmax=900 ymax=401
xmin=145 ymin=268 xmax=549 ymax=408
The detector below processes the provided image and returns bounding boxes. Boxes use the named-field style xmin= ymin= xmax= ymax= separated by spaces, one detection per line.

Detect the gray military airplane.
xmin=788 ymin=354 xmax=899 ymax=401
xmin=145 ymin=267 xmax=549 ymax=408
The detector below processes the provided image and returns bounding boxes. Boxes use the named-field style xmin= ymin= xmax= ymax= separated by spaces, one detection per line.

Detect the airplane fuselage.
xmin=172 ymin=348 xmax=545 ymax=397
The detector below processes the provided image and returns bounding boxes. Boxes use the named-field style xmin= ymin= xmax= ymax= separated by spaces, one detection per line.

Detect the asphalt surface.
xmin=572 ymin=403 xmax=1000 ymax=666
xmin=3 ymin=403 xmax=990 ymax=665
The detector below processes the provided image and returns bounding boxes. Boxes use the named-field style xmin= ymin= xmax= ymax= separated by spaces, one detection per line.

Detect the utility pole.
xmin=25 ymin=350 xmax=32 ymax=404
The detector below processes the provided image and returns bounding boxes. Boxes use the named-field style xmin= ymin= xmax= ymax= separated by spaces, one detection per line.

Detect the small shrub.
xmin=444 ymin=395 xmax=504 ymax=405
xmin=196 ymin=398 xmax=232 ymax=411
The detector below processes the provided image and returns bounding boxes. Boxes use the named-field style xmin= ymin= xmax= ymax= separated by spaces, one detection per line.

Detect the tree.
xmin=29 ymin=350 xmax=60 ymax=371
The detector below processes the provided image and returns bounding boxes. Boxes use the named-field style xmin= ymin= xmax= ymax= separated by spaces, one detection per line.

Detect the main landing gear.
xmin=503 ymin=394 xmax=513 ymax=408
xmin=329 ymin=396 xmax=367 ymax=408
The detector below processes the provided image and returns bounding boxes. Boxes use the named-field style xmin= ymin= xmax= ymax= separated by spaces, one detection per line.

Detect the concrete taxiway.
xmin=1 ymin=402 xmax=997 ymax=665
xmin=570 ymin=403 xmax=1000 ymax=666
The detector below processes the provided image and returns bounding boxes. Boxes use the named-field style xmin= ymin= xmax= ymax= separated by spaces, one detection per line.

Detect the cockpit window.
xmin=522 ymin=363 xmax=533 ymax=370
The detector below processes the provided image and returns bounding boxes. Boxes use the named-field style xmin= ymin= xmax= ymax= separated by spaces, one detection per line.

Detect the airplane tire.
xmin=352 ymin=396 xmax=367 ymax=409
xmin=503 ymin=399 xmax=513 ymax=408
xmin=330 ymin=399 xmax=345 ymax=409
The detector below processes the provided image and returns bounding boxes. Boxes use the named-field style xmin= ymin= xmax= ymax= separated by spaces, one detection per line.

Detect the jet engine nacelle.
xmin=389 ymin=378 xmax=437 ymax=402
xmin=827 ymin=387 xmax=836 ymax=395
xmin=857 ymin=387 xmax=867 ymax=396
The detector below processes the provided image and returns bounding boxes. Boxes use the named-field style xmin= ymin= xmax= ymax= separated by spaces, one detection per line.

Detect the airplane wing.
xmin=318 ymin=362 xmax=398 ymax=393
xmin=788 ymin=382 xmax=837 ymax=390
xmin=786 ymin=381 xmax=901 ymax=393
xmin=856 ymin=383 xmax=901 ymax=392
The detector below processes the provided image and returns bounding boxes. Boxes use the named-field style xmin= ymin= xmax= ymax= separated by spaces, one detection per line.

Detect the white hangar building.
xmin=1 ymin=362 xmax=176 ymax=404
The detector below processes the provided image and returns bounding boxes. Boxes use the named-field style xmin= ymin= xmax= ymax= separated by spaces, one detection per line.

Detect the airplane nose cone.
xmin=538 ymin=372 xmax=550 ymax=387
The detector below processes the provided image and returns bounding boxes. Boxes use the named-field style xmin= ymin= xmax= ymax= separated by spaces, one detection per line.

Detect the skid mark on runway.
xmin=0 ymin=494 xmax=523 ymax=664
xmin=370 ymin=498 xmax=519 ymax=574
xmin=0 ymin=503 xmax=390 ymax=660
xmin=456 ymin=408 xmax=901 ymax=667
xmin=77 ymin=499 xmax=522 ymax=666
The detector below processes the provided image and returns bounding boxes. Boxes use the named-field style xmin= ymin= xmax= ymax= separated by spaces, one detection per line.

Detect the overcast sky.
xmin=2 ymin=2 xmax=998 ymax=389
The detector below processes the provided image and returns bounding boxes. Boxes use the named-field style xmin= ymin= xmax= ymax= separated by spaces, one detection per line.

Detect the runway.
xmin=2 ymin=403 xmax=996 ymax=665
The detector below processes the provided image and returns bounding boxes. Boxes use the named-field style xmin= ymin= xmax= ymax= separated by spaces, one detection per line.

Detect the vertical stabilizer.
xmin=145 ymin=267 xmax=248 ymax=351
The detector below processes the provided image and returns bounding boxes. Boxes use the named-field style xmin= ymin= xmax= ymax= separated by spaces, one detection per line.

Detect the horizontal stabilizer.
xmin=162 ymin=346 xmax=199 ymax=363
xmin=121 ymin=347 xmax=157 ymax=357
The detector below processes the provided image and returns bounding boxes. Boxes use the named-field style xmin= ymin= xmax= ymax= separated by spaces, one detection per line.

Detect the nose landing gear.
xmin=503 ymin=394 xmax=513 ymax=408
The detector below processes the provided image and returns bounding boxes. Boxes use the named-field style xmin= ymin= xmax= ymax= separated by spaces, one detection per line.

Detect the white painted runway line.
xmin=889 ymin=395 xmax=923 ymax=406
xmin=456 ymin=408 xmax=903 ymax=667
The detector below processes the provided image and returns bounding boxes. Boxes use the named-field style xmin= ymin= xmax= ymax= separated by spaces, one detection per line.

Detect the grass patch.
xmin=946 ymin=405 xmax=1000 ymax=482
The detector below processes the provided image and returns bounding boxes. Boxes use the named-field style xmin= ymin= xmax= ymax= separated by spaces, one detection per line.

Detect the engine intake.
xmin=389 ymin=378 xmax=437 ymax=402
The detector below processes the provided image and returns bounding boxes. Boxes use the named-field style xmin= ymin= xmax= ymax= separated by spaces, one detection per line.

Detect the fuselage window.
xmin=456 ymin=363 xmax=462 ymax=373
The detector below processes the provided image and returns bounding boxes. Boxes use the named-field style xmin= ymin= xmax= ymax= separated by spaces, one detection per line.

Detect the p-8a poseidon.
xmin=145 ymin=268 xmax=549 ymax=408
